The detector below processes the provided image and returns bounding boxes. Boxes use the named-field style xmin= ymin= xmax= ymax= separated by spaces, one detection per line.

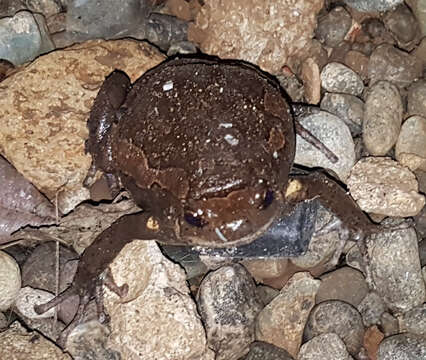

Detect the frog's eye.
xmin=261 ymin=190 xmax=274 ymax=209
xmin=184 ymin=213 xmax=206 ymax=228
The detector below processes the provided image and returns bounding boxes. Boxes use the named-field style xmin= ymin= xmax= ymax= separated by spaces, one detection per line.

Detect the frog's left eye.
xmin=261 ymin=190 xmax=274 ymax=209
xmin=184 ymin=213 xmax=206 ymax=228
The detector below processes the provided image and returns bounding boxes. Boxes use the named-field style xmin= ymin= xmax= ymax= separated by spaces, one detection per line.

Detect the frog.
xmin=35 ymin=57 xmax=380 ymax=344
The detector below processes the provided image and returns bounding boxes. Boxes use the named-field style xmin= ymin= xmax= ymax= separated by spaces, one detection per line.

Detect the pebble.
xmin=294 ymin=110 xmax=356 ymax=181
xmin=412 ymin=37 xmax=426 ymax=68
xmin=242 ymin=258 xmax=289 ymax=283
xmin=398 ymin=303 xmax=426 ymax=337
xmin=315 ymin=6 xmax=352 ymax=48
xmin=357 ymin=292 xmax=386 ymax=327
xmin=316 ymin=267 xmax=368 ymax=307
xmin=343 ymin=0 xmax=404 ymax=12
xmin=363 ymin=81 xmax=402 ymax=156
xmin=320 ymin=93 xmax=364 ymax=136
xmin=320 ymin=62 xmax=364 ymax=96
xmin=256 ymin=272 xmax=320 ymax=358
xmin=344 ymin=50 xmax=369 ymax=81
xmin=304 ymin=300 xmax=364 ymax=356
xmin=395 ymin=115 xmax=426 ymax=171
xmin=377 ymin=334 xmax=426 ymax=360
xmin=197 ymin=264 xmax=263 ymax=360
xmin=27 ymin=0 xmax=62 ymax=17
xmin=411 ymin=0 xmax=426 ymax=37
xmin=14 ymin=286 xmax=55 ymax=319
xmin=256 ymin=285 xmax=279 ymax=307
xmin=380 ymin=312 xmax=400 ymax=337
xmin=383 ymin=4 xmax=420 ymax=50
xmin=0 ymin=11 xmax=54 ymax=65
xmin=0 ymin=251 xmax=21 ymax=311
xmin=407 ymin=79 xmax=426 ymax=117
xmin=368 ymin=227 xmax=426 ymax=313
xmin=103 ymin=241 xmax=211 ymax=360
xmin=347 ymin=157 xmax=425 ymax=216
xmin=243 ymin=341 xmax=294 ymax=360
xmin=298 ymin=333 xmax=352 ymax=360
xmin=368 ymin=44 xmax=423 ymax=89
xmin=300 ymin=57 xmax=321 ymax=105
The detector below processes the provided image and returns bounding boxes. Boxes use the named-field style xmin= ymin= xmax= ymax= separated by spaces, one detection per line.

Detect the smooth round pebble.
xmin=368 ymin=44 xmax=423 ymax=89
xmin=320 ymin=92 xmax=364 ymax=136
xmin=316 ymin=267 xmax=368 ymax=307
xmin=14 ymin=286 xmax=55 ymax=319
xmin=320 ymin=62 xmax=364 ymax=96
xmin=315 ymin=6 xmax=352 ymax=48
xmin=377 ymin=334 xmax=426 ymax=360
xmin=294 ymin=110 xmax=355 ymax=181
xmin=395 ymin=115 xmax=426 ymax=171
xmin=299 ymin=333 xmax=352 ymax=360
xmin=407 ymin=79 xmax=426 ymax=117
xmin=347 ymin=157 xmax=425 ymax=217
xmin=344 ymin=50 xmax=369 ymax=81
xmin=0 ymin=251 xmax=21 ymax=311
xmin=357 ymin=292 xmax=386 ymax=327
xmin=244 ymin=341 xmax=294 ymax=360
xmin=363 ymin=81 xmax=402 ymax=156
xmin=304 ymin=300 xmax=364 ymax=356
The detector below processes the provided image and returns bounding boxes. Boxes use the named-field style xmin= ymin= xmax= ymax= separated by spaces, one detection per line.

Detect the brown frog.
xmin=35 ymin=57 xmax=379 ymax=342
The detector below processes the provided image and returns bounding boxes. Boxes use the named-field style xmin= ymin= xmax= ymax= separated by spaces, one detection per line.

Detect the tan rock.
xmin=347 ymin=157 xmax=425 ymax=217
xmin=301 ymin=58 xmax=321 ymax=104
xmin=255 ymin=272 xmax=320 ymax=358
xmin=0 ymin=321 xmax=70 ymax=359
xmin=188 ymin=0 xmax=324 ymax=74
xmin=0 ymin=39 xmax=165 ymax=213
xmin=0 ymin=251 xmax=21 ymax=311
xmin=104 ymin=241 xmax=210 ymax=360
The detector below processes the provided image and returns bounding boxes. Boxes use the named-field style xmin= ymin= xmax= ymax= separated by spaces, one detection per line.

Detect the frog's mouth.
xmin=179 ymin=187 xmax=283 ymax=248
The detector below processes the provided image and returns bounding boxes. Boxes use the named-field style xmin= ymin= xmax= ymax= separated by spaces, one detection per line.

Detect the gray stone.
xmin=398 ymin=304 xmax=426 ymax=337
xmin=256 ymin=285 xmax=279 ymax=306
xmin=243 ymin=341 xmax=294 ymax=360
xmin=0 ymin=11 xmax=54 ymax=65
xmin=27 ymin=0 xmax=62 ymax=17
xmin=299 ymin=333 xmax=352 ymax=360
xmin=384 ymin=4 xmax=420 ymax=50
xmin=357 ymin=292 xmax=386 ymax=327
xmin=256 ymin=272 xmax=320 ymax=358
xmin=320 ymin=93 xmax=364 ymax=136
xmin=380 ymin=312 xmax=399 ymax=337
xmin=368 ymin=44 xmax=423 ymax=89
xmin=294 ymin=111 xmax=355 ymax=182
xmin=407 ymin=79 xmax=426 ymax=117
xmin=343 ymin=0 xmax=404 ymax=12
xmin=315 ymin=6 xmax=352 ymax=48
xmin=197 ymin=264 xmax=263 ymax=360
xmin=304 ymin=300 xmax=364 ymax=356
xmin=316 ymin=267 xmax=368 ymax=307
xmin=320 ymin=62 xmax=364 ymax=96
xmin=410 ymin=0 xmax=426 ymax=37
xmin=368 ymin=227 xmax=426 ymax=313
xmin=363 ymin=81 xmax=402 ymax=156
xmin=377 ymin=334 xmax=426 ymax=360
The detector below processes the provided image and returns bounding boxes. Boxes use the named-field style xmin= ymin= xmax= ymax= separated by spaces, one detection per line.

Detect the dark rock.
xmin=315 ymin=6 xmax=352 ymax=48
xmin=407 ymin=79 xmax=426 ymax=117
xmin=384 ymin=4 xmax=420 ymax=50
xmin=243 ymin=341 xmax=294 ymax=360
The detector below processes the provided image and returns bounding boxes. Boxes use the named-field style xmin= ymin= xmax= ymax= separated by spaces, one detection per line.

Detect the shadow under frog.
xmin=35 ymin=57 xmax=380 ymax=344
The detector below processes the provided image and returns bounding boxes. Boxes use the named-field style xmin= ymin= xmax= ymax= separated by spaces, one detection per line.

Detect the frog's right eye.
xmin=184 ymin=213 xmax=206 ymax=228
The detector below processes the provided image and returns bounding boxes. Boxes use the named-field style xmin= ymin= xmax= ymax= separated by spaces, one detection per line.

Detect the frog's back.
xmin=114 ymin=58 xmax=295 ymax=201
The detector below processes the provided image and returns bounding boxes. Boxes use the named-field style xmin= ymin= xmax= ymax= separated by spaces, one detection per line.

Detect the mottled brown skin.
xmin=35 ymin=58 xmax=379 ymax=343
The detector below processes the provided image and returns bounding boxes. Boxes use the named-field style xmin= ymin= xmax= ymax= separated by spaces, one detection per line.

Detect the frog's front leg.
xmin=34 ymin=210 xmax=178 ymax=347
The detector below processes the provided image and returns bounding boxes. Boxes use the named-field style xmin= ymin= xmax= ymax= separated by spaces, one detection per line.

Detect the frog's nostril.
xmin=184 ymin=213 xmax=205 ymax=227
xmin=262 ymin=190 xmax=274 ymax=209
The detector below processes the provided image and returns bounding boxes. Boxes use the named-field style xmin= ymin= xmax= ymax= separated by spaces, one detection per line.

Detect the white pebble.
xmin=0 ymin=251 xmax=21 ymax=311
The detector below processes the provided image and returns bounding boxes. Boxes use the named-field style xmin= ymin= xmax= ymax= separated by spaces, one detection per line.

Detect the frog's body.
xmin=35 ymin=58 xmax=379 ymax=344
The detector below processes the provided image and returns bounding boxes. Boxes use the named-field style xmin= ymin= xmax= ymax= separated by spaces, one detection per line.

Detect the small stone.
xmin=0 ymin=251 xmax=21 ymax=311
xmin=348 ymin=157 xmax=425 ymax=217
xmin=316 ymin=267 xmax=368 ymax=307
xmin=410 ymin=0 xmax=426 ymax=37
xmin=295 ymin=110 xmax=356 ymax=181
xmin=384 ymin=4 xmax=420 ymax=50
xmin=364 ymin=326 xmax=384 ymax=360
xmin=242 ymin=259 xmax=289 ymax=282
xmin=320 ymin=62 xmax=364 ymax=96
xmin=380 ymin=312 xmax=400 ymax=337
xmin=363 ymin=81 xmax=402 ymax=156
xmin=395 ymin=115 xmax=426 ymax=171
xmin=244 ymin=341 xmax=294 ymax=360
xmin=14 ymin=286 xmax=55 ymax=319
xmin=27 ymin=0 xmax=62 ymax=17
xmin=368 ymin=227 xmax=426 ymax=313
xmin=407 ymin=79 xmax=426 ymax=117
xmin=256 ymin=272 xmax=320 ymax=358
xmin=320 ymin=93 xmax=364 ymax=136
xmin=362 ymin=18 xmax=395 ymax=46
xmin=256 ymin=285 xmax=279 ymax=307
xmin=299 ymin=333 xmax=352 ymax=360
xmin=412 ymin=37 xmax=426 ymax=68
xmin=377 ymin=334 xmax=426 ymax=360
xmin=315 ymin=6 xmax=352 ymax=48
xmin=344 ymin=50 xmax=369 ymax=81
xmin=301 ymin=58 xmax=321 ymax=105
xmin=197 ymin=264 xmax=263 ymax=360
xmin=368 ymin=44 xmax=422 ymax=89
xmin=398 ymin=303 xmax=426 ymax=337
xmin=0 ymin=321 xmax=70 ymax=359
xmin=304 ymin=300 xmax=364 ymax=356
xmin=357 ymin=292 xmax=386 ymax=327
xmin=343 ymin=0 xmax=404 ymax=12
